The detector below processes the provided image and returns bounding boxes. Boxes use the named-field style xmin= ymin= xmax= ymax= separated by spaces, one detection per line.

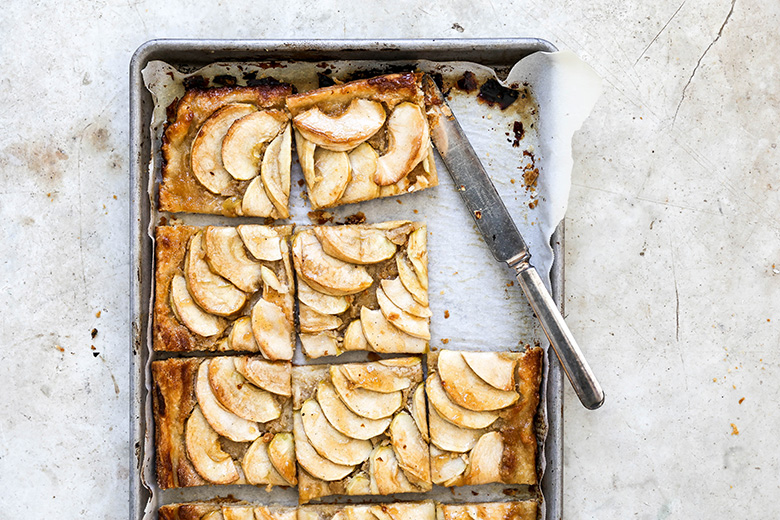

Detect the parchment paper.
xmin=140 ymin=52 xmax=601 ymax=518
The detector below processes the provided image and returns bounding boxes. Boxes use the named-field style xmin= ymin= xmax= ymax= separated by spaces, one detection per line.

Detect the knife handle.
xmin=512 ymin=262 xmax=605 ymax=410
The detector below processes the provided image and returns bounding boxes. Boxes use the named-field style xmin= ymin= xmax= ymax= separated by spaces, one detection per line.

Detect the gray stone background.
xmin=0 ymin=0 xmax=777 ymax=518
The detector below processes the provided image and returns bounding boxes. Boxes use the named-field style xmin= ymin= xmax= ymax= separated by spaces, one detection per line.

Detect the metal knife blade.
xmin=423 ymin=75 xmax=605 ymax=409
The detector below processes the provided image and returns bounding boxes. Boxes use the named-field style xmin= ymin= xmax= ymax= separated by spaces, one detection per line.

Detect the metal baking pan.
xmin=130 ymin=38 xmax=564 ymax=520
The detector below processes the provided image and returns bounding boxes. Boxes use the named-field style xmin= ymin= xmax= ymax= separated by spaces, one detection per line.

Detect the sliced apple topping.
xmin=438 ymin=350 xmax=519 ymax=411
xmin=380 ymin=277 xmax=431 ymax=318
xmin=315 ymin=226 xmax=397 ymax=265
xmin=195 ymin=360 xmax=261 ymax=442
xmin=316 ymin=381 xmax=391 ymax=440
xmin=222 ymin=110 xmax=288 ymax=180
xmin=426 ymin=373 xmax=499 ymax=430
xmin=430 ymin=445 xmax=467 ymax=486
xmin=395 ymin=252 xmax=428 ymax=306
xmin=310 ymin=148 xmax=351 ymax=208
xmin=410 ymin=383 xmax=429 ymax=442
xmin=294 ymin=99 xmax=386 ymax=151
xmin=241 ymin=176 xmax=276 ymax=217
xmin=261 ymin=123 xmax=292 ymax=218
xmin=294 ymin=411 xmax=355 ymax=481
xmin=461 ymin=351 xmax=517 ymax=392
xmin=251 ymin=299 xmax=294 ymax=361
xmin=191 ymin=103 xmax=257 ymax=194
xmin=294 ymin=130 xmax=317 ymax=188
xmin=223 ymin=507 xmax=255 ymax=520
xmin=369 ymin=444 xmax=417 ymax=494
xmin=300 ymin=332 xmax=341 ymax=358
xmin=261 ymin=265 xmax=285 ymax=293
xmin=301 ymin=398 xmax=373 ymax=466
xmin=243 ymin=437 xmax=289 ymax=486
xmin=428 ymin=403 xmax=483 ymax=453
xmin=186 ymin=232 xmax=247 ymax=316
xmin=170 ymin=274 xmax=228 ymax=337
xmin=345 ymin=473 xmax=372 ymax=496
xmin=360 ymin=307 xmax=427 ymax=354
xmin=372 ymin=502 xmax=435 ymax=520
xmin=233 ymin=356 xmax=291 ymax=396
xmin=342 ymin=319 xmax=370 ymax=351
xmin=207 ymin=357 xmax=281 ymax=423
xmin=237 ymin=225 xmax=283 ymax=261
xmin=376 ymin=286 xmax=430 ymax=340
xmin=406 ymin=227 xmax=428 ymax=289
xmin=299 ymin=302 xmax=342 ymax=333
xmin=463 ymin=431 xmax=503 ymax=485
xmin=185 ymin=406 xmax=240 ymax=484
xmin=228 ymin=316 xmax=260 ymax=352
xmin=268 ymin=432 xmax=297 ymax=485
xmin=298 ymin=279 xmax=349 ymax=315
xmin=293 ymin=231 xmax=373 ymax=296
xmin=204 ymin=226 xmax=263 ymax=293
xmin=341 ymin=143 xmax=381 ymax=204
xmin=330 ymin=366 xmax=403 ymax=420
xmin=388 ymin=412 xmax=430 ymax=485
xmin=339 ymin=363 xmax=414 ymax=393
xmin=373 ymin=102 xmax=428 ymax=186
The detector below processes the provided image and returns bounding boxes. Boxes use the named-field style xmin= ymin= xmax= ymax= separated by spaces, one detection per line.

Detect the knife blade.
xmin=423 ymin=75 xmax=604 ymax=409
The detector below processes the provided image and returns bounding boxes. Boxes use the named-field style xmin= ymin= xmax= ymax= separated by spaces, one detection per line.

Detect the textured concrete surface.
xmin=0 ymin=0 xmax=777 ymax=518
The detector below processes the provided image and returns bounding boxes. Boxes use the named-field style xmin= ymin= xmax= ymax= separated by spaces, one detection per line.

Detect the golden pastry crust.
xmin=152 ymin=356 xmax=293 ymax=490
xmin=437 ymin=502 xmax=538 ymax=520
xmin=298 ymin=501 xmax=436 ymax=520
xmin=153 ymin=224 xmax=295 ymax=354
xmin=291 ymin=357 xmax=430 ymax=503
xmin=160 ymin=84 xmax=294 ymax=216
xmin=159 ymin=503 xmax=296 ymax=520
xmin=426 ymin=348 xmax=543 ymax=487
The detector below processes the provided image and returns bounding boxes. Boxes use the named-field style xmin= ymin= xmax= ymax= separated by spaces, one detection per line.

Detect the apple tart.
xmin=286 ymin=73 xmax=438 ymax=209
xmin=298 ymin=501 xmax=435 ymax=520
xmin=291 ymin=357 xmax=431 ymax=503
xmin=154 ymin=225 xmax=295 ymax=358
xmin=160 ymin=84 xmax=295 ymax=217
xmin=159 ymin=502 xmax=296 ymax=520
xmin=426 ymin=348 xmax=543 ymax=487
xmin=437 ymin=502 xmax=538 ymax=520
xmin=292 ymin=222 xmax=430 ymax=358
xmin=152 ymin=356 xmax=296 ymax=490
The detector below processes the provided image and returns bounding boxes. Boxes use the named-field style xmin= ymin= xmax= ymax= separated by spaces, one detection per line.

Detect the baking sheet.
xmin=130 ymin=39 xmax=601 ymax=520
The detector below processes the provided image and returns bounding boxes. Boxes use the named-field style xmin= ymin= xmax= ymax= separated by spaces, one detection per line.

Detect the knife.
xmin=422 ymin=75 xmax=604 ymax=410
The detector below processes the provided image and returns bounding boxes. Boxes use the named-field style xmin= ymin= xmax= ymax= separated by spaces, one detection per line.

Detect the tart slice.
xmin=292 ymin=357 xmax=431 ymax=503
xmin=437 ymin=502 xmax=538 ymax=520
xmin=426 ymin=348 xmax=543 ymax=487
xmin=286 ymin=73 xmax=438 ymax=209
xmin=152 ymin=356 xmax=296 ymax=490
xmin=159 ymin=502 xmax=296 ymax=520
xmin=299 ymin=502 xmax=435 ymax=520
xmin=292 ymin=221 xmax=430 ymax=358
xmin=153 ymin=224 xmax=295 ymax=357
xmin=160 ymin=83 xmax=295 ymax=217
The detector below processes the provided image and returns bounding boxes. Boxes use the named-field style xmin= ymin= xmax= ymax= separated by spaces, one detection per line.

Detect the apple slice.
xmin=310 ymin=148 xmax=351 ymax=208
xmin=237 ymin=225 xmax=282 ymax=261
xmin=243 ymin=437 xmax=289 ymax=486
xmin=369 ymin=444 xmax=417 ymax=494
xmin=261 ymin=265 xmax=285 ymax=293
xmin=292 ymin=231 xmax=373 ymax=296
xmin=191 ymin=103 xmax=257 ymax=194
xmin=341 ymin=143 xmax=380 ymax=204
xmin=185 ymin=406 xmax=240 ymax=484
xmin=410 ymin=383 xmax=428 ymax=442
xmin=345 ymin=473 xmax=372 ymax=496
xmin=294 ymin=129 xmax=316 ymax=187
xmin=339 ymin=363 xmax=414 ymax=393
xmin=395 ymin=253 xmax=428 ymax=306
xmin=204 ymin=226 xmax=263 ymax=293
xmin=300 ymin=332 xmax=340 ymax=358
xmin=430 ymin=445 xmax=467 ymax=486
xmin=223 ymin=507 xmax=255 ymax=520
xmin=185 ymin=232 xmax=247 ymax=316
xmin=427 ymin=402 xmax=482 ymax=453
xmin=360 ymin=307 xmax=427 ymax=354
xmin=208 ymin=356 xmax=282 ymax=423
xmin=298 ymin=279 xmax=349 ymax=315
xmin=222 ymin=110 xmax=287 ymax=180
xmin=227 ymin=316 xmax=260 ymax=352
xmin=461 ymin=351 xmax=517 ymax=391
xmin=241 ymin=176 xmax=276 ymax=217
xmin=268 ymin=432 xmax=297 ymax=485
xmin=301 ymin=398 xmax=373 ymax=466
xmin=169 ymin=274 xmax=228 ymax=337
xmin=438 ymin=351 xmax=519 ymax=411
xmin=388 ymin=412 xmax=430 ymax=485
xmin=373 ymin=102 xmax=428 ymax=186
xmin=233 ymin=356 xmax=291 ymax=396
xmin=195 ymin=361 xmax=261 ymax=442
xmin=316 ymin=381 xmax=391 ymax=440
xmin=251 ymin=299 xmax=294 ymax=361
xmin=370 ymin=503 xmax=435 ymax=520
xmin=299 ymin=302 xmax=342 ymax=333
xmin=293 ymin=98 xmax=386 ymax=151
xmin=426 ymin=373 xmax=499 ymax=430
xmin=330 ymin=366 xmax=403 ymax=420
xmin=294 ymin=411 xmax=355 ymax=481
xmin=342 ymin=319 xmax=370 ymax=351
xmin=315 ymin=226 xmax=397 ymax=265
xmin=376 ymin=286 xmax=430 ymax=339
xmin=406 ymin=227 xmax=428 ymax=289
xmin=380 ymin=277 xmax=431 ymax=318
xmin=463 ymin=431 xmax=503 ymax=485
xmin=260 ymin=123 xmax=292 ymax=218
